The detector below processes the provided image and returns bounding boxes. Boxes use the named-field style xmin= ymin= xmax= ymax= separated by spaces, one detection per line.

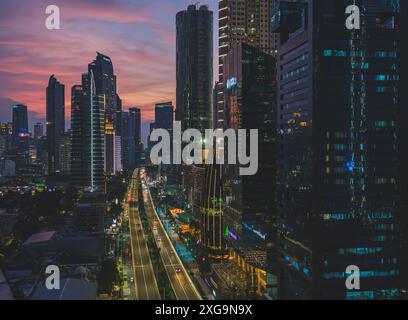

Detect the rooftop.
xmin=0 ymin=269 xmax=14 ymax=300
xmin=23 ymin=231 xmax=56 ymax=246
xmin=31 ymin=278 xmax=97 ymax=300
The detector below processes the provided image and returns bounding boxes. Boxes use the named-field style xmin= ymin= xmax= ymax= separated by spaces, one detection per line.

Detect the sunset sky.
xmin=0 ymin=0 xmax=218 ymax=138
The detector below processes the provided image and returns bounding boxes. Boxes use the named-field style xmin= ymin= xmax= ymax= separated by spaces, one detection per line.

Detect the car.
xmin=175 ymin=267 xmax=181 ymax=273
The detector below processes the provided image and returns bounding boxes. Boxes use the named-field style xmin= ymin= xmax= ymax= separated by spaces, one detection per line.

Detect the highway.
xmin=127 ymin=169 xmax=161 ymax=300
xmin=139 ymin=169 xmax=202 ymax=300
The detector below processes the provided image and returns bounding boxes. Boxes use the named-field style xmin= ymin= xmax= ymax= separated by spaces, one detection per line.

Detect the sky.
xmin=0 ymin=0 xmax=218 ymax=142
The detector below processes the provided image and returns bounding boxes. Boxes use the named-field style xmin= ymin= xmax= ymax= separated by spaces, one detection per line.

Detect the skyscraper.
xmin=46 ymin=75 xmax=65 ymax=175
xmin=273 ymin=0 xmax=405 ymax=299
xmin=0 ymin=122 xmax=12 ymax=154
xmin=399 ymin=0 xmax=408 ymax=298
xmin=155 ymin=102 xmax=173 ymax=131
xmin=88 ymin=52 xmax=117 ymax=176
xmin=121 ymin=108 xmax=142 ymax=169
xmin=70 ymin=71 xmax=105 ymax=191
xmin=217 ymin=0 xmax=276 ymax=128
xmin=88 ymin=52 xmax=117 ymax=124
xmin=105 ymin=120 xmax=115 ymax=176
xmin=60 ymin=131 xmax=71 ymax=176
xmin=11 ymin=104 xmax=29 ymax=161
xmin=85 ymin=70 xmax=105 ymax=191
xmin=219 ymin=0 xmax=276 ymax=79
xmin=129 ymin=107 xmax=142 ymax=166
xmin=34 ymin=122 xmax=44 ymax=140
xmin=222 ymin=43 xmax=278 ymax=297
xmin=223 ymin=42 xmax=276 ymax=228
xmin=70 ymin=84 xmax=86 ymax=186
xmin=176 ymin=5 xmax=214 ymax=245
xmin=121 ymin=112 xmax=132 ymax=169
xmin=176 ymin=4 xmax=213 ymax=132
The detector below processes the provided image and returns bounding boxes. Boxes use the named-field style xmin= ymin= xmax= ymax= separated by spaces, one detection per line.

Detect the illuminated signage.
xmin=243 ymin=222 xmax=267 ymax=240
xmin=229 ymin=230 xmax=238 ymax=241
xmin=225 ymin=226 xmax=238 ymax=241
xmin=347 ymin=160 xmax=355 ymax=173
xmin=170 ymin=208 xmax=184 ymax=218
xmin=226 ymin=77 xmax=237 ymax=89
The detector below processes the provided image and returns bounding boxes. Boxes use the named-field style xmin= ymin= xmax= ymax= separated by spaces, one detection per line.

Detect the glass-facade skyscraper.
xmin=273 ymin=0 xmax=405 ymax=300
xmin=217 ymin=0 xmax=277 ymax=128
xmin=70 ymin=71 xmax=105 ymax=191
xmin=11 ymin=104 xmax=29 ymax=167
xmin=176 ymin=4 xmax=213 ymax=133
xmin=70 ymin=84 xmax=85 ymax=187
xmin=46 ymin=75 xmax=65 ymax=175
xmin=88 ymin=52 xmax=119 ymax=176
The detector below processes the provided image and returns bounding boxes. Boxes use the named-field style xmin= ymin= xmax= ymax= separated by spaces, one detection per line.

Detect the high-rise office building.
xmin=219 ymin=0 xmax=276 ymax=79
xmin=105 ymin=120 xmax=115 ymax=176
xmin=223 ymin=44 xmax=277 ymax=297
xmin=0 ymin=122 xmax=12 ymax=154
xmin=85 ymin=70 xmax=105 ymax=191
xmin=46 ymin=75 xmax=65 ymax=175
xmin=273 ymin=0 xmax=405 ymax=299
xmin=155 ymin=102 xmax=173 ymax=130
xmin=176 ymin=5 xmax=214 ymax=245
xmin=88 ymin=52 xmax=117 ymax=124
xmin=129 ymin=107 xmax=142 ymax=166
xmin=60 ymin=131 xmax=71 ymax=176
xmin=115 ymin=94 xmax=123 ymax=170
xmin=114 ymin=135 xmax=122 ymax=173
xmin=400 ymin=0 xmax=408 ymax=298
xmin=153 ymin=102 xmax=173 ymax=166
xmin=88 ymin=53 xmax=117 ymax=176
xmin=11 ymin=104 xmax=29 ymax=162
xmin=34 ymin=123 xmax=44 ymax=140
xmin=115 ymin=94 xmax=123 ymax=137
xmin=0 ymin=127 xmax=8 ymax=159
xmin=176 ymin=4 xmax=213 ymax=132
xmin=70 ymin=71 xmax=105 ymax=191
xmin=217 ymin=0 xmax=276 ymax=128
xmin=121 ymin=112 xmax=132 ymax=169
xmin=70 ymin=85 xmax=86 ymax=186
xmin=121 ymin=108 xmax=142 ymax=169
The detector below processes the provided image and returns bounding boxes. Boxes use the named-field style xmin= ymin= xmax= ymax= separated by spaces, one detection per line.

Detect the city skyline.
xmin=1 ymin=0 xmax=407 ymax=303
xmin=0 ymin=0 xmax=218 ymax=127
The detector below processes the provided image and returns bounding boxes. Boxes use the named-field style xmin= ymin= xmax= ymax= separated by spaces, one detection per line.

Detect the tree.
xmin=98 ymin=258 xmax=120 ymax=294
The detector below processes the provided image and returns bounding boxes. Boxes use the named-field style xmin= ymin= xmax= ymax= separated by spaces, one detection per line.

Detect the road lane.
xmin=140 ymin=173 xmax=202 ymax=300
xmin=128 ymin=170 xmax=161 ymax=300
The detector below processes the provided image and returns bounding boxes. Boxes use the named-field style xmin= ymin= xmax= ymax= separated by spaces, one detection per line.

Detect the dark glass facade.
xmin=70 ymin=71 xmax=105 ymax=191
xmin=70 ymin=84 xmax=85 ymax=186
xmin=274 ymin=0 xmax=405 ymax=299
xmin=46 ymin=75 xmax=65 ymax=175
xmin=155 ymin=102 xmax=173 ymax=131
xmin=88 ymin=53 xmax=117 ymax=176
xmin=11 ymin=104 xmax=29 ymax=167
xmin=223 ymin=43 xmax=277 ymax=231
xmin=130 ymin=107 xmax=142 ymax=166
xmin=176 ymin=4 xmax=213 ymax=132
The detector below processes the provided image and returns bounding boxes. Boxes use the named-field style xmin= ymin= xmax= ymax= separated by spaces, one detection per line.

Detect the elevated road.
xmin=140 ymin=169 xmax=202 ymax=300
xmin=127 ymin=169 xmax=161 ymax=300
